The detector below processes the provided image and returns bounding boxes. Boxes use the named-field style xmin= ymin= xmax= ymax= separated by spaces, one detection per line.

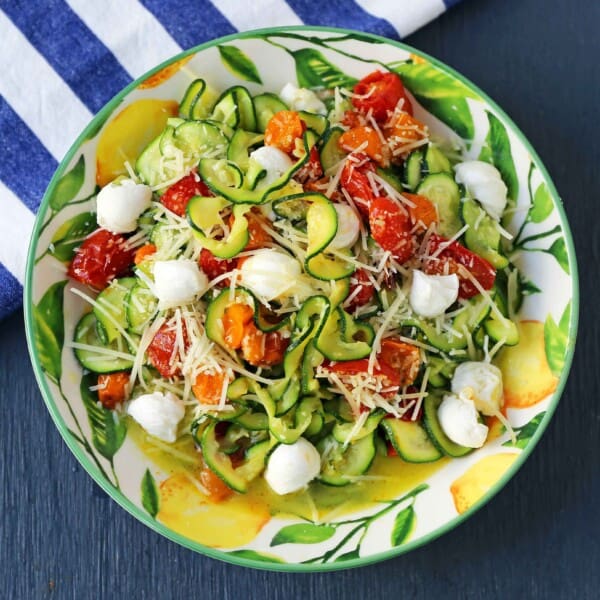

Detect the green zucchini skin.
xmin=380 ymin=418 xmax=442 ymax=463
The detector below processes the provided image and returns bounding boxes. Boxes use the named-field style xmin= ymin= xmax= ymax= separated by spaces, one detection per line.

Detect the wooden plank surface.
xmin=2 ymin=0 xmax=599 ymax=597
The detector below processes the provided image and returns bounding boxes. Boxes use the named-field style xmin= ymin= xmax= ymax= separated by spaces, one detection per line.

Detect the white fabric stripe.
xmin=210 ymin=0 xmax=303 ymax=31
xmin=0 ymin=181 xmax=35 ymax=285
xmin=65 ymin=0 xmax=182 ymax=78
xmin=355 ymin=0 xmax=446 ymax=38
xmin=0 ymin=10 xmax=92 ymax=161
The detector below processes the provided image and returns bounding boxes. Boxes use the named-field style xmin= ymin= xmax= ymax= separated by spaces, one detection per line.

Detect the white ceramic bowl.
xmin=25 ymin=26 xmax=578 ymax=571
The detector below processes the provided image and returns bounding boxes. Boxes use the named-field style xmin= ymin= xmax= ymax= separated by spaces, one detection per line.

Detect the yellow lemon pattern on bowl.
xmin=96 ymin=98 xmax=178 ymax=187
xmin=497 ymin=320 xmax=558 ymax=408
xmin=450 ymin=453 xmax=518 ymax=514
xmin=157 ymin=472 xmax=271 ymax=548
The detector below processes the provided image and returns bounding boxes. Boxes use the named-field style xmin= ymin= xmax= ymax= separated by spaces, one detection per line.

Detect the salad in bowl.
xmin=26 ymin=28 xmax=576 ymax=570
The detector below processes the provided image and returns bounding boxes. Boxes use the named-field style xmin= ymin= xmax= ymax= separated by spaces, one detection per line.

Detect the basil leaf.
xmin=33 ymin=281 xmax=67 ymax=384
xmin=218 ymin=45 xmax=262 ymax=84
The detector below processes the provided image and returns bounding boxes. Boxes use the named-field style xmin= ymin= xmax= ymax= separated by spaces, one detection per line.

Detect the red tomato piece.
xmin=97 ymin=372 xmax=130 ymax=409
xmin=325 ymin=359 xmax=401 ymax=396
xmin=68 ymin=228 xmax=134 ymax=290
xmin=161 ymin=172 xmax=211 ymax=217
xmin=199 ymin=248 xmax=236 ymax=287
xmin=352 ymin=71 xmax=413 ymax=121
xmin=378 ymin=339 xmax=421 ymax=388
xmin=147 ymin=322 xmax=189 ymax=378
xmin=369 ymin=196 xmax=415 ymax=263
xmin=295 ymin=145 xmax=324 ymax=184
xmin=340 ymin=155 xmax=377 ymax=217
xmin=346 ymin=268 xmax=376 ymax=312
xmin=424 ymin=234 xmax=496 ymax=299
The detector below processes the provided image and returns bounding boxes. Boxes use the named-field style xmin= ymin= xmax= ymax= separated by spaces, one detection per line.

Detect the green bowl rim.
xmin=24 ymin=25 xmax=579 ymax=573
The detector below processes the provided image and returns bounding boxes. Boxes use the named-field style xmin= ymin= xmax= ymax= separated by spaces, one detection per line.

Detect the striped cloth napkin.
xmin=0 ymin=0 xmax=462 ymax=320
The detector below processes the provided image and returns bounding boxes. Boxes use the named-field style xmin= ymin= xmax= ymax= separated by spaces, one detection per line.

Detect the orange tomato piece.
xmin=240 ymin=322 xmax=266 ymax=366
xmin=222 ymin=303 xmax=254 ymax=350
xmin=385 ymin=113 xmax=428 ymax=157
xmin=378 ymin=338 xmax=421 ymax=387
xmin=192 ymin=371 xmax=228 ymax=405
xmin=339 ymin=126 xmax=387 ymax=166
xmin=403 ymin=193 xmax=438 ymax=230
xmin=264 ymin=110 xmax=305 ymax=154
xmin=97 ymin=372 xmax=130 ymax=409
xmin=134 ymin=243 xmax=157 ymax=265
xmin=199 ymin=463 xmax=234 ymax=503
xmin=241 ymin=322 xmax=287 ymax=367
xmin=229 ymin=208 xmax=272 ymax=251
xmin=262 ymin=331 xmax=289 ymax=366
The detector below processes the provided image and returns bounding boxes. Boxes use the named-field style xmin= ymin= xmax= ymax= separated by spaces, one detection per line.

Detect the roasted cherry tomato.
xmin=241 ymin=322 xmax=288 ymax=367
xmin=340 ymin=155 xmax=377 ymax=217
xmin=199 ymin=248 xmax=236 ymax=287
xmin=378 ymin=338 xmax=421 ymax=388
xmin=244 ymin=209 xmax=272 ymax=250
xmin=346 ymin=268 xmax=376 ymax=312
xmin=147 ymin=322 xmax=188 ymax=378
xmin=264 ymin=110 xmax=306 ymax=154
xmin=295 ymin=145 xmax=324 ymax=184
xmin=338 ymin=126 xmax=388 ymax=166
xmin=352 ymin=71 xmax=413 ymax=121
xmin=134 ymin=243 xmax=157 ymax=266
xmin=68 ymin=228 xmax=134 ymax=290
xmin=97 ymin=372 xmax=130 ymax=409
xmin=161 ymin=171 xmax=211 ymax=217
xmin=424 ymin=233 xmax=496 ymax=299
xmin=403 ymin=193 xmax=438 ymax=231
xmin=369 ymin=196 xmax=415 ymax=263
xmin=324 ymin=358 xmax=401 ymax=397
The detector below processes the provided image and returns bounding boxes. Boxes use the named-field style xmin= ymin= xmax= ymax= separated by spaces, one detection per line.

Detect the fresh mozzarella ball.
xmin=451 ymin=361 xmax=504 ymax=416
xmin=280 ymin=82 xmax=327 ymax=115
xmin=454 ymin=161 xmax=508 ymax=221
xmin=409 ymin=270 xmax=459 ymax=318
xmin=127 ymin=391 xmax=185 ymax=443
xmin=239 ymin=249 xmax=302 ymax=302
xmin=327 ymin=204 xmax=360 ymax=250
xmin=249 ymin=146 xmax=293 ymax=188
xmin=438 ymin=393 xmax=489 ymax=448
xmin=153 ymin=259 xmax=208 ymax=309
xmin=96 ymin=178 xmax=152 ymax=233
xmin=264 ymin=438 xmax=321 ymax=495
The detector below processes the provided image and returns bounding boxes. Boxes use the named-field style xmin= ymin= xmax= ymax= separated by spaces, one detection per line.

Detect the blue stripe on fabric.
xmin=286 ymin=0 xmax=398 ymax=39
xmin=1 ymin=0 xmax=131 ymax=113
xmin=140 ymin=0 xmax=236 ymax=49
xmin=0 ymin=264 xmax=23 ymax=318
xmin=443 ymin=0 xmax=462 ymax=7
xmin=0 ymin=97 xmax=57 ymax=213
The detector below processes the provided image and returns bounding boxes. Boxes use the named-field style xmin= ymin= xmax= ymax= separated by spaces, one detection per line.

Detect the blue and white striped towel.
xmin=0 ymin=0 xmax=461 ymax=320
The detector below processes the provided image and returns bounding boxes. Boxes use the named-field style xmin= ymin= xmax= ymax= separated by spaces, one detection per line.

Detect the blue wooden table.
xmin=2 ymin=1 xmax=598 ymax=597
